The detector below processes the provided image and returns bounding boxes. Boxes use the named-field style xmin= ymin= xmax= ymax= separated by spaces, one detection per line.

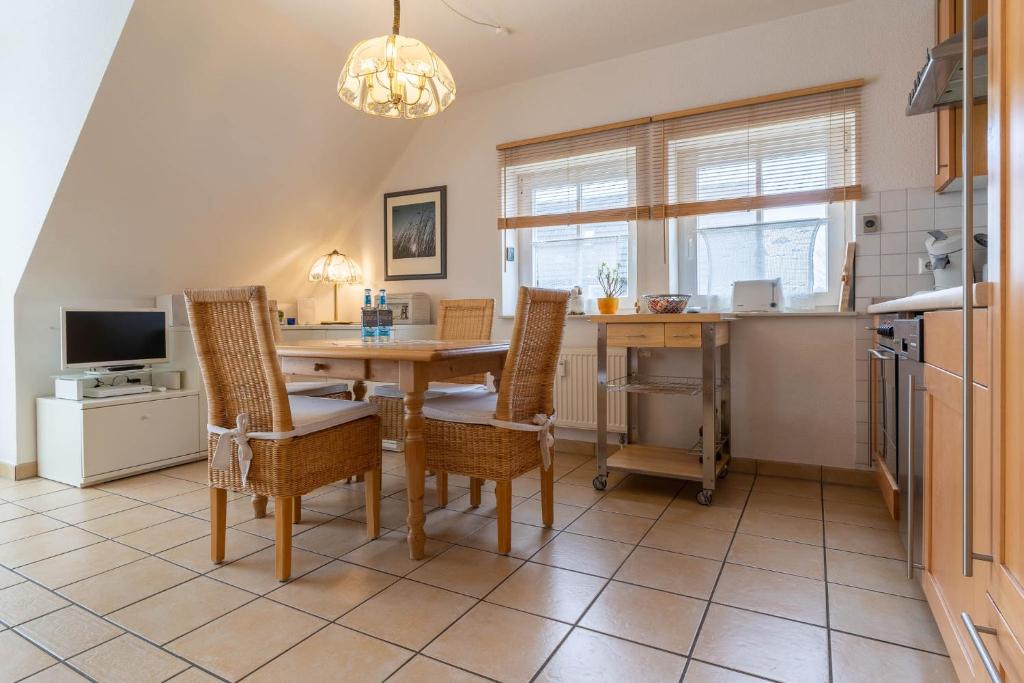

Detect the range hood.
xmin=906 ymin=16 xmax=987 ymax=116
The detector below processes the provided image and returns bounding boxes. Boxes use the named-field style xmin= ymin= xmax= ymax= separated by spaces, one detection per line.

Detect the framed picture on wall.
xmin=384 ymin=186 xmax=447 ymax=281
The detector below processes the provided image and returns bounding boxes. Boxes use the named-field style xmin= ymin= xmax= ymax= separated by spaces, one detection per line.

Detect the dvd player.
xmin=83 ymin=384 xmax=153 ymax=398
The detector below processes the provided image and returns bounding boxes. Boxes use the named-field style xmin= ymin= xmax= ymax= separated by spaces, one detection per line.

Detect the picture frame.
xmin=384 ymin=185 xmax=447 ymax=281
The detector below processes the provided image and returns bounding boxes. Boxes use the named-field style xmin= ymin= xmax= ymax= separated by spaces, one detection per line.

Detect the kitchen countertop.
xmin=866 ymin=282 xmax=992 ymax=314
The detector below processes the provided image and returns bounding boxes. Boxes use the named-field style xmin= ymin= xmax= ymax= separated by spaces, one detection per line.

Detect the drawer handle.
xmin=960 ymin=612 xmax=1002 ymax=683
xmin=622 ymin=334 xmax=647 ymax=338
xmin=313 ymin=362 xmax=329 ymax=371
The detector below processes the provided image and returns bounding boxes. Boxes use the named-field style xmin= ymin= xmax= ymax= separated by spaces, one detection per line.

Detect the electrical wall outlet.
xmin=861 ymin=214 xmax=881 ymax=234
xmin=918 ymin=257 xmax=929 ymax=275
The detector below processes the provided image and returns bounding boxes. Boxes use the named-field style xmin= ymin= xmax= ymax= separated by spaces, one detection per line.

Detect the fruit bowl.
xmin=641 ymin=294 xmax=691 ymax=314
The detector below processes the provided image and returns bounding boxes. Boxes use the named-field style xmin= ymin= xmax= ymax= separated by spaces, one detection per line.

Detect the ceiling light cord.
xmin=393 ymin=0 xmax=400 ymax=34
xmin=439 ymin=0 xmax=509 ymax=35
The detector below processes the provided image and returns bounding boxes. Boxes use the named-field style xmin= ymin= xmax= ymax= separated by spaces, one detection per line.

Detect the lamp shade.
xmin=308 ymin=250 xmax=362 ymax=284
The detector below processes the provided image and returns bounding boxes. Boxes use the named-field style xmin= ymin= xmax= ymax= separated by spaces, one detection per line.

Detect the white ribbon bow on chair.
xmin=532 ymin=413 xmax=556 ymax=470
xmin=211 ymin=413 xmax=254 ymax=486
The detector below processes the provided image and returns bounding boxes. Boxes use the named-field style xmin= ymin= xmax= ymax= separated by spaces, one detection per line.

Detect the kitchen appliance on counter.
xmin=731 ymin=278 xmax=782 ymax=312
xmin=873 ymin=316 xmax=925 ymax=575
xmin=924 ymin=230 xmax=988 ymax=290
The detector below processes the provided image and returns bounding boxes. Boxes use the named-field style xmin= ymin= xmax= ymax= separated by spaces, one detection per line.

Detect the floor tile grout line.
xmin=3 ymin=568 xmax=232 ymax=683
xmin=678 ymin=471 xmax=755 ymax=683
xmin=821 ymin=477 xmax=835 ymax=683
xmin=2 ymin=465 xmax=896 ymax=682
xmin=827 ymin=627 xmax=954 ymax=658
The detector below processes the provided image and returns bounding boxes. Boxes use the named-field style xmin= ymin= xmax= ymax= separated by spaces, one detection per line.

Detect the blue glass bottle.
xmin=361 ymin=288 xmax=377 ymax=341
xmin=377 ymin=289 xmax=392 ymax=341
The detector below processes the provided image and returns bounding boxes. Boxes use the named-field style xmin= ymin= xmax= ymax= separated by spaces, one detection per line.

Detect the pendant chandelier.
xmin=338 ymin=0 xmax=456 ymax=119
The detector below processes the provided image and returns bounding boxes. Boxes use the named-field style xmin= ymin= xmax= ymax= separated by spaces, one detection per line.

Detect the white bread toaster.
xmin=731 ymin=278 xmax=782 ymax=312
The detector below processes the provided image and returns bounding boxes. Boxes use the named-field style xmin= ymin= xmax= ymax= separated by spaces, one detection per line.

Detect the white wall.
xmin=11 ymin=0 xmax=420 ymax=464
xmin=0 ymin=0 xmax=133 ymax=468
xmin=340 ymin=0 xmax=935 ymax=467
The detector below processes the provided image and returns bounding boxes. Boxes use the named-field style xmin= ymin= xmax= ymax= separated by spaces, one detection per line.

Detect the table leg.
xmin=401 ymin=366 xmax=428 ymax=560
xmin=700 ymin=323 xmax=716 ymax=498
xmin=595 ymin=324 xmax=609 ymax=490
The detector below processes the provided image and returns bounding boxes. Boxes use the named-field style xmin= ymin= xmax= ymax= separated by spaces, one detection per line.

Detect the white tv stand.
xmin=36 ymin=388 xmax=203 ymax=487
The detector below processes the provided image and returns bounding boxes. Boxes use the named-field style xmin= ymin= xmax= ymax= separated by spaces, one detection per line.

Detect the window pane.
xmin=533 ymin=226 xmax=578 ymax=242
xmin=697 ymin=210 xmax=758 ymax=229
xmin=761 ymin=150 xmax=828 ymax=194
xmin=580 ymin=178 xmax=628 ymax=211
xmin=697 ymin=160 xmax=756 ymax=201
xmin=532 ymin=185 xmax=577 ymax=215
xmin=695 ymin=218 xmax=826 ymax=300
xmin=532 ymin=226 xmax=629 ymax=299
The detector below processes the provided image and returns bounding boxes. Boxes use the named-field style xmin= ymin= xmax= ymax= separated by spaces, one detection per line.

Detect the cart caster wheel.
xmin=696 ymin=489 xmax=713 ymax=506
xmin=592 ymin=475 xmax=608 ymax=491
xmin=718 ymin=465 xmax=729 ymax=480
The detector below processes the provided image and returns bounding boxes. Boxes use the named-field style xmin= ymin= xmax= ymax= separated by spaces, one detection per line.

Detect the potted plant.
xmin=596 ymin=262 xmax=625 ymax=314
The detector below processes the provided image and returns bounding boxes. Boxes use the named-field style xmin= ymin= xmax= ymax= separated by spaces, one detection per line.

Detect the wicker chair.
xmin=369 ymin=297 xmax=494 ymax=447
xmin=184 ymin=286 xmax=381 ymax=581
xmin=423 ymin=287 xmax=568 ymax=554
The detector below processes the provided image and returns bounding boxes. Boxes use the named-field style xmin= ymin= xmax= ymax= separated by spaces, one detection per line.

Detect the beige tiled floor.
xmin=0 ymin=455 xmax=958 ymax=682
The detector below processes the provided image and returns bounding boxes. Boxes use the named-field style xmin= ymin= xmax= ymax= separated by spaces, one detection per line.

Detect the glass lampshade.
xmin=338 ymin=33 xmax=455 ymax=119
xmin=308 ymin=250 xmax=362 ymax=284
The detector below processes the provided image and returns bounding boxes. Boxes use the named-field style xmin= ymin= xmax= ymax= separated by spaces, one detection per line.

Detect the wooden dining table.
xmin=276 ymin=338 xmax=510 ymax=559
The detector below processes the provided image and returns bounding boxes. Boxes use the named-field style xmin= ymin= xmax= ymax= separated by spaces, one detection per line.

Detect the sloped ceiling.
xmin=261 ymin=0 xmax=856 ymax=93
xmin=18 ymin=0 xmax=415 ymax=304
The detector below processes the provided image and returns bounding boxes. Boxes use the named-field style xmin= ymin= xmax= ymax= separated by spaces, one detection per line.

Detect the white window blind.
xmin=496 ymin=80 xmax=862 ymax=230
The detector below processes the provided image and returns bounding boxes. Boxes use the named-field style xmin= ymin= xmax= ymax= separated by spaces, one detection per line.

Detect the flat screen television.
xmin=61 ymin=308 xmax=169 ymax=370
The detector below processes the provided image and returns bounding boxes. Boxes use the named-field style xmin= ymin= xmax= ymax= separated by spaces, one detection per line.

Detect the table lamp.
xmin=308 ymin=249 xmax=362 ymax=324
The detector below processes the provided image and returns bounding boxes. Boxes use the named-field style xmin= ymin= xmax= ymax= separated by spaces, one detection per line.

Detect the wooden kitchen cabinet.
xmin=934 ymin=0 xmax=988 ymax=192
xmin=923 ymin=363 xmax=993 ymax=682
xmin=984 ymin=0 xmax=1024 ymax=678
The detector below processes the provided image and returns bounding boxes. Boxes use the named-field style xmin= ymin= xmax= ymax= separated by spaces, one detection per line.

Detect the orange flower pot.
xmin=597 ymin=297 xmax=620 ymax=314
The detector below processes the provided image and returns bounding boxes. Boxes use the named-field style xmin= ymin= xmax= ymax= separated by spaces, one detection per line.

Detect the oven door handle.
xmin=868 ymin=348 xmax=895 ymax=361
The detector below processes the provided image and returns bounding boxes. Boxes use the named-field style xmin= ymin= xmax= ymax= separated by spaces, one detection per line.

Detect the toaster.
xmin=731 ymin=278 xmax=783 ymax=311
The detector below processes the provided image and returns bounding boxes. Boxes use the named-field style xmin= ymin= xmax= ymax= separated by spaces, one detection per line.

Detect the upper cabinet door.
xmin=988 ymin=0 xmax=1024 ymax=676
xmin=934 ymin=0 xmax=989 ymax=192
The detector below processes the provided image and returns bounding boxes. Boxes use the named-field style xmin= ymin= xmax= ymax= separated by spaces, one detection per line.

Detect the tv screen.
xmin=62 ymin=309 xmax=168 ymax=369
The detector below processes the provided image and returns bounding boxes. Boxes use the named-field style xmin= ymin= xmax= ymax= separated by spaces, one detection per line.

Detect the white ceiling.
xmin=260 ymin=0 xmax=855 ymax=95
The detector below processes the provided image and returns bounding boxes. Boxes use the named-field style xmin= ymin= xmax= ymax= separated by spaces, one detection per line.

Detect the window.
xmin=668 ymin=95 xmax=859 ymax=304
xmin=502 ymin=143 xmax=642 ymax=303
xmin=497 ymin=81 xmax=862 ymax=311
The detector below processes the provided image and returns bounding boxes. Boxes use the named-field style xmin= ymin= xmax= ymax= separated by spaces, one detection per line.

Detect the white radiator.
xmin=554 ymin=347 xmax=627 ymax=432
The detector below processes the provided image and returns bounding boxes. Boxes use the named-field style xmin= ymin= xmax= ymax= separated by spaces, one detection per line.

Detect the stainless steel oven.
xmin=870 ymin=320 xmax=899 ymax=480
xmin=874 ymin=316 xmax=925 ymax=575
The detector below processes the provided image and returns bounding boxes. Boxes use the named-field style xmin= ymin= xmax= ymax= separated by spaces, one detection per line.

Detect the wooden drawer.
xmin=82 ymin=396 xmax=199 ymax=477
xmin=607 ymin=323 xmax=664 ymax=348
xmin=924 ymin=309 xmax=990 ymax=386
xmin=280 ymin=355 xmax=368 ymax=380
xmin=986 ymin=594 xmax=1024 ymax=683
xmin=665 ymin=323 xmax=701 ymax=347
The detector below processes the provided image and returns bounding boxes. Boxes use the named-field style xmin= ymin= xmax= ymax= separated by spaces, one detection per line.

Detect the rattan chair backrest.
xmin=184 ymin=286 xmax=293 ymax=433
xmin=495 ymin=287 xmax=568 ymax=423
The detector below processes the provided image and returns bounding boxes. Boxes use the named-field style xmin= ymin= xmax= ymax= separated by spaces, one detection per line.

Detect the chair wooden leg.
xmin=435 ymin=471 xmax=448 ymax=507
xmin=252 ymin=494 xmax=268 ymax=519
xmin=292 ymin=496 xmax=302 ymax=524
xmin=541 ymin=456 xmax=555 ymax=528
xmin=470 ymin=477 xmax=483 ymax=507
xmin=356 ymin=473 xmax=365 ymax=483
xmin=495 ymin=480 xmax=512 ymax=555
xmin=365 ymin=467 xmax=381 ymax=539
xmin=275 ymin=496 xmax=293 ymax=581
xmin=211 ymin=488 xmax=227 ymax=564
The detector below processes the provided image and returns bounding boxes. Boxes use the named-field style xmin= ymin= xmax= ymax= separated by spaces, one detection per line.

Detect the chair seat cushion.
xmin=286 ymin=395 xmax=377 ymax=438
xmin=422 ymin=387 xmax=498 ymax=425
xmin=373 ymin=382 xmax=484 ymax=400
xmin=286 ymin=379 xmax=351 ymax=397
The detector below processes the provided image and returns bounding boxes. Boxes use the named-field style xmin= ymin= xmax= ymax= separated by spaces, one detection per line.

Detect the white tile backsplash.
xmin=880 ymin=275 xmax=908 ymax=297
xmin=858 ymin=192 xmax=880 ymax=214
xmin=880 ymin=189 xmax=908 ymax=212
xmin=855 ymin=276 xmax=880 ymax=297
xmin=907 ymin=230 xmax=933 ymax=253
xmin=908 ymin=187 xmax=935 ymax=210
xmin=907 ymin=252 xmax=928 ymax=275
xmin=908 ymin=273 xmax=934 ymax=293
xmin=855 ymin=234 xmax=880 ymax=256
xmin=908 ymin=209 xmax=934 ymax=230
xmin=881 ymin=254 xmax=906 ymax=276
xmin=880 ymin=211 xmax=908 ymax=232
xmin=880 ymin=232 xmax=907 ymax=255
xmin=935 ymin=206 xmax=962 ymax=230
xmin=855 ymin=255 xmax=880 ymax=276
